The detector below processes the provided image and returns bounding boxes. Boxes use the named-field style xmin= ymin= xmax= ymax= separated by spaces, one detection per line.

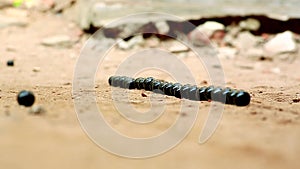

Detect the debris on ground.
xmin=264 ymin=31 xmax=297 ymax=56
xmin=53 ymin=0 xmax=76 ymax=13
xmin=117 ymin=35 xmax=144 ymax=50
xmin=195 ymin=21 xmax=225 ymax=38
xmin=32 ymin=67 xmax=41 ymax=72
xmin=188 ymin=21 xmax=225 ymax=46
xmin=293 ymin=98 xmax=300 ymax=103
xmin=69 ymin=14 xmax=299 ymax=63
xmin=169 ymin=41 xmax=189 ymax=53
xmin=1 ymin=1 xmax=300 ymax=168
xmin=0 ymin=14 xmax=28 ymax=28
xmin=270 ymin=67 xmax=281 ymax=74
xmin=0 ymin=6 xmax=28 ymax=29
xmin=144 ymin=36 xmax=160 ymax=48
xmin=292 ymin=94 xmax=300 ymax=103
xmin=28 ymin=105 xmax=46 ymax=115
xmin=41 ymin=34 xmax=75 ymax=48
xmin=141 ymin=93 xmax=147 ymax=97
xmin=188 ymin=29 xmax=210 ymax=47
xmin=155 ymin=21 xmax=169 ymax=35
xmin=233 ymin=31 xmax=260 ymax=52
xmin=7 ymin=60 xmax=14 ymax=66
xmin=6 ymin=46 xmax=17 ymax=52
xmin=234 ymin=61 xmax=255 ymax=70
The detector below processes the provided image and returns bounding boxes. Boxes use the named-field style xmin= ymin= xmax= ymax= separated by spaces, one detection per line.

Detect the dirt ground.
xmin=1 ymin=10 xmax=300 ymax=169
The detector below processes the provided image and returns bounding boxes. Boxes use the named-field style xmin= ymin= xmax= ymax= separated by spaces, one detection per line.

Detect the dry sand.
xmin=0 ymin=11 xmax=300 ymax=169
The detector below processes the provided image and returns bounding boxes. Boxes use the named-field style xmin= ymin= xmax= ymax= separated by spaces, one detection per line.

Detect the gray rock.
xmin=264 ymin=31 xmax=297 ymax=56
xmin=41 ymin=35 xmax=74 ymax=48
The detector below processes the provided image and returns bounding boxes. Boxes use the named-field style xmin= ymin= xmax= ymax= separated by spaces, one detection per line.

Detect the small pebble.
xmin=63 ymin=82 xmax=71 ymax=86
xmin=201 ymin=80 xmax=208 ymax=85
xmin=29 ymin=105 xmax=46 ymax=115
xmin=261 ymin=117 xmax=267 ymax=121
xmin=33 ymin=67 xmax=41 ymax=72
xmin=292 ymin=98 xmax=300 ymax=103
xmin=6 ymin=46 xmax=17 ymax=52
xmin=7 ymin=60 xmax=14 ymax=66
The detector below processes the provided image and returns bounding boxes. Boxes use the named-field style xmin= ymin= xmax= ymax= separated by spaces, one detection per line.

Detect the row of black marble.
xmin=108 ymin=76 xmax=251 ymax=106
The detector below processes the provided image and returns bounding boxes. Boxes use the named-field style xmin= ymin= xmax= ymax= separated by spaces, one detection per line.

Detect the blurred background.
xmin=0 ymin=0 xmax=300 ymax=169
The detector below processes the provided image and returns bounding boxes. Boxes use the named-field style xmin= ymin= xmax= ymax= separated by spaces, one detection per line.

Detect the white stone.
xmin=29 ymin=105 xmax=46 ymax=115
xmin=155 ymin=21 xmax=169 ymax=34
xmin=264 ymin=31 xmax=297 ymax=55
xmin=145 ymin=37 xmax=160 ymax=48
xmin=267 ymin=14 xmax=289 ymax=21
xmin=195 ymin=21 xmax=225 ymax=37
xmin=271 ymin=67 xmax=281 ymax=74
xmin=117 ymin=35 xmax=144 ymax=50
xmin=6 ymin=46 xmax=17 ymax=52
xmin=41 ymin=35 xmax=74 ymax=48
xmin=169 ymin=41 xmax=189 ymax=53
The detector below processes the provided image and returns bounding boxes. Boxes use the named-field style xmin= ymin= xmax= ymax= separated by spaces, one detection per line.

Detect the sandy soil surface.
xmin=1 ymin=10 xmax=300 ymax=169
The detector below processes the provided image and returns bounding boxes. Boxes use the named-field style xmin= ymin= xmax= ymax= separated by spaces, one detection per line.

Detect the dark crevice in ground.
xmin=84 ymin=15 xmax=300 ymax=40
xmin=188 ymin=15 xmax=300 ymax=35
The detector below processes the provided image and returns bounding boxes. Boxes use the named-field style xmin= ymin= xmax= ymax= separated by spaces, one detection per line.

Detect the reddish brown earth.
xmin=0 ymin=9 xmax=300 ymax=169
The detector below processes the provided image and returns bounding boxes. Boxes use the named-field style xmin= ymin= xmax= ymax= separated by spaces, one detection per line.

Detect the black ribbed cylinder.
xmin=108 ymin=76 xmax=251 ymax=106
